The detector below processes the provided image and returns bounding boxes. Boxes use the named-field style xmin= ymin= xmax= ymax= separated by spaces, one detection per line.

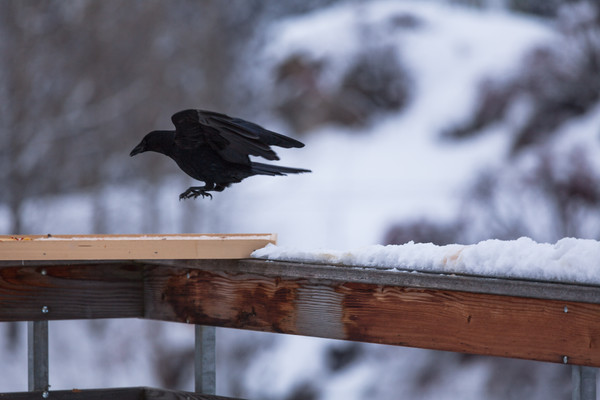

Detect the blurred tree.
xmin=0 ymin=1 xmax=167 ymax=233
xmin=384 ymin=219 xmax=464 ymax=246
xmin=463 ymin=146 xmax=600 ymax=242
xmin=509 ymin=0 xmax=561 ymax=17
xmin=387 ymin=145 xmax=600 ymax=245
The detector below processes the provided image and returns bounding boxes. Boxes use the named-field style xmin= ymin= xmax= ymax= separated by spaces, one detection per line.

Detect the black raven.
xmin=130 ymin=109 xmax=311 ymax=199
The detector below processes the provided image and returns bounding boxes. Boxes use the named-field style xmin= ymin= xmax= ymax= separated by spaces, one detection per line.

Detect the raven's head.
xmin=129 ymin=138 xmax=147 ymax=157
xmin=130 ymin=130 xmax=175 ymax=157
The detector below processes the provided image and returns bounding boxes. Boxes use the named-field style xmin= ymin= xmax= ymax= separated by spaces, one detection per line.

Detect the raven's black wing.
xmin=171 ymin=109 xmax=304 ymax=165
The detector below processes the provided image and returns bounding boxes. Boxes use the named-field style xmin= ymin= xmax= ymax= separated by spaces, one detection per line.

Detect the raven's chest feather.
xmin=171 ymin=146 xmax=252 ymax=184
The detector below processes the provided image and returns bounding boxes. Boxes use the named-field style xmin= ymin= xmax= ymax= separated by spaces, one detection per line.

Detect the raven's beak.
xmin=130 ymin=141 xmax=145 ymax=157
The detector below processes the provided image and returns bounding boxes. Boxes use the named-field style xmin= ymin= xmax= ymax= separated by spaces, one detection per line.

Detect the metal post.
xmin=195 ymin=325 xmax=216 ymax=394
xmin=573 ymin=365 xmax=597 ymax=400
xmin=27 ymin=321 xmax=49 ymax=392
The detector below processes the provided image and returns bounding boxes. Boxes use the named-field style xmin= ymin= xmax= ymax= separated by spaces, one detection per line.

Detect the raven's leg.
xmin=179 ymin=183 xmax=215 ymax=200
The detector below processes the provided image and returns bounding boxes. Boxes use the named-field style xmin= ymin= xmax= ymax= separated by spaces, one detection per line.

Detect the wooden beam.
xmin=0 ymin=387 xmax=243 ymax=400
xmin=144 ymin=260 xmax=600 ymax=367
xmin=0 ymin=387 xmax=143 ymax=400
xmin=0 ymin=262 xmax=143 ymax=321
xmin=165 ymin=259 xmax=600 ymax=305
xmin=1 ymin=258 xmax=599 ymax=366
xmin=0 ymin=234 xmax=276 ymax=260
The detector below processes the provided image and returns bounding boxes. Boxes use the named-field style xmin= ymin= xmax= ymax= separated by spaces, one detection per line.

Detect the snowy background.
xmin=2 ymin=0 xmax=600 ymax=398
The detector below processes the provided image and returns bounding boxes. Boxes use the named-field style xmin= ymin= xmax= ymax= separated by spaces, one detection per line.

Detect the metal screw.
xmin=563 ymin=355 xmax=568 ymax=364
xmin=42 ymin=391 xmax=49 ymax=398
xmin=564 ymin=306 xmax=568 ymax=313
xmin=41 ymin=269 xmax=47 ymax=276
xmin=42 ymin=306 xmax=49 ymax=314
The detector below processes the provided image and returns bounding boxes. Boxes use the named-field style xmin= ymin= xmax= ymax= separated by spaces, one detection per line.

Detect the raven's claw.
xmin=179 ymin=189 xmax=213 ymax=200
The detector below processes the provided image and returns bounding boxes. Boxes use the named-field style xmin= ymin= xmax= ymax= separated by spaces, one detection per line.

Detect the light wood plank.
xmin=0 ymin=234 xmax=276 ymax=260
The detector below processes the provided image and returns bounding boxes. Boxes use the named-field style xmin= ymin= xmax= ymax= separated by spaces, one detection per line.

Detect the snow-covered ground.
xmin=0 ymin=1 xmax=593 ymax=399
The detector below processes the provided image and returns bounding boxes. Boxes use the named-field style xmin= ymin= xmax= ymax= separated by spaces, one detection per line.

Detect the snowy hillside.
xmin=227 ymin=1 xmax=555 ymax=249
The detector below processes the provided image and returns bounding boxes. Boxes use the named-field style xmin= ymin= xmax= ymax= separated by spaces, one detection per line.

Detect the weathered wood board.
xmin=0 ymin=262 xmax=143 ymax=321
xmin=144 ymin=261 xmax=600 ymax=367
xmin=0 ymin=234 xmax=276 ymax=260
xmin=2 ymin=258 xmax=598 ymax=366
xmin=0 ymin=387 xmax=242 ymax=400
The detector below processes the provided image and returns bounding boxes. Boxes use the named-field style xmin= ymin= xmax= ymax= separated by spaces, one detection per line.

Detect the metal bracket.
xmin=572 ymin=365 xmax=597 ymax=400
xmin=27 ymin=320 xmax=49 ymax=393
xmin=195 ymin=325 xmax=216 ymax=394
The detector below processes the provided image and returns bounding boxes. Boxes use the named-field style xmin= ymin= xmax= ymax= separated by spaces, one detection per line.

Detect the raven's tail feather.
xmin=251 ymin=162 xmax=311 ymax=176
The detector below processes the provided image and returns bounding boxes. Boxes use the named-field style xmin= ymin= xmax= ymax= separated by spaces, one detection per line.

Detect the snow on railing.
xmin=252 ymin=237 xmax=600 ymax=285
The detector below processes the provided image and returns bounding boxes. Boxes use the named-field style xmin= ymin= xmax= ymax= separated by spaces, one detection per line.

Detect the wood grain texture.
xmin=0 ymin=263 xmax=143 ymax=321
xmin=151 ymin=258 xmax=600 ymax=305
xmin=0 ymin=387 xmax=243 ymax=400
xmin=144 ymin=265 xmax=600 ymax=366
xmin=337 ymin=283 xmax=598 ymax=365
xmin=145 ymin=267 xmax=299 ymax=333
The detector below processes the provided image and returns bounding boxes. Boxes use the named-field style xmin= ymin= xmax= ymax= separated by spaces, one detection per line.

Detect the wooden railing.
xmin=0 ymin=235 xmax=598 ymax=399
